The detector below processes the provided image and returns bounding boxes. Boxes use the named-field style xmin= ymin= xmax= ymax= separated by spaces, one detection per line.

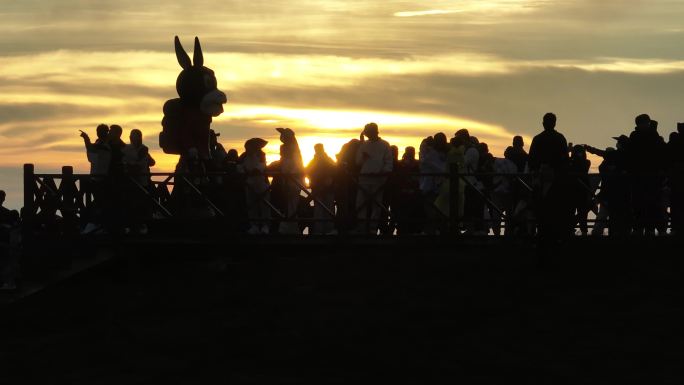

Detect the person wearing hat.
xmin=355 ymin=122 xmax=393 ymax=234
xmin=274 ymin=127 xmax=304 ymax=234
xmin=242 ymin=138 xmax=270 ymax=234
xmin=628 ymin=114 xmax=667 ymax=235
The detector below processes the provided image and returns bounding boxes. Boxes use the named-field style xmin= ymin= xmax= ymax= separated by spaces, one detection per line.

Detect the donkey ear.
xmin=193 ymin=36 xmax=204 ymax=67
xmin=174 ymin=36 xmax=192 ymax=70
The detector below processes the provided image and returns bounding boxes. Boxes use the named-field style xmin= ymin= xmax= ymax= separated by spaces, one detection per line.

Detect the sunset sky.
xmin=2 ymin=0 xmax=684 ymax=208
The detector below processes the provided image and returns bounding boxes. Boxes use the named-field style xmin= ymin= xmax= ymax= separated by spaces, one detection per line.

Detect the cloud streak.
xmin=394 ymin=10 xmax=461 ymax=17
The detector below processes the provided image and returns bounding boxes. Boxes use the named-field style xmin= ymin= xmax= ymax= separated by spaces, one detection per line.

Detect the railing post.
xmin=61 ymin=166 xmax=78 ymax=234
xmin=23 ymin=163 xmax=36 ymax=219
xmin=449 ymin=164 xmax=460 ymax=235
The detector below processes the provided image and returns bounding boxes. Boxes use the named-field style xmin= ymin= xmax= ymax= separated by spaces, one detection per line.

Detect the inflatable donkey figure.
xmin=160 ymin=36 xmax=227 ymax=165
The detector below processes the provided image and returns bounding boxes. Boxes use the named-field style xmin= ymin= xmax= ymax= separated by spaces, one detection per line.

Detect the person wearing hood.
xmin=355 ymin=122 xmax=393 ymax=234
xmin=275 ymin=127 xmax=304 ymax=234
xmin=306 ymin=143 xmax=337 ymax=234
xmin=241 ymin=138 xmax=270 ymax=234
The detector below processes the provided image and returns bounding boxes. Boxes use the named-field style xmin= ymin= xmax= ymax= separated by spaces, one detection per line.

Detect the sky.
xmin=1 ymin=0 xmax=684 ymax=208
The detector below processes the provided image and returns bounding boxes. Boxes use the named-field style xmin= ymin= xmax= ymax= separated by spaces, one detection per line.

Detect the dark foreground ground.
xmin=1 ymin=237 xmax=683 ymax=384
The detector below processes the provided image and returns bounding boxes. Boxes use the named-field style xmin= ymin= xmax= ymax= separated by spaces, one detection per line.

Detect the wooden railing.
xmin=23 ymin=163 xmax=669 ymax=237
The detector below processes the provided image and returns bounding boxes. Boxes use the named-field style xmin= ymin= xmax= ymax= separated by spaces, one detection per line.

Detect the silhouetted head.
xmin=129 ymin=129 xmax=143 ymax=147
xmin=469 ymin=136 xmax=479 ymax=146
xmin=174 ymin=36 xmax=227 ymax=116
xmin=513 ymin=135 xmax=524 ymax=148
xmin=478 ymin=142 xmax=489 ymax=156
xmin=669 ymin=132 xmax=679 ymax=144
xmin=0 ymin=190 xmax=5 ymax=205
xmin=421 ymin=136 xmax=434 ymax=150
xmin=363 ymin=122 xmax=379 ymax=140
xmin=504 ymin=146 xmax=514 ymax=160
xmin=678 ymin=122 xmax=684 ymax=135
xmin=96 ymin=124 xmax=109 ymax=140
xmin=635 ymin=114 xmax=651 ymax=130
xmin=314 ymin=143 xmax=325 ymax=155
xmin=434 ymin=132 xmax=447 ymax=151
xmin=542 ymin=113 xmax=556 ymax=131
xmin=276 ymin=127 xmax=297 ymax=145
xmin=451 ymin=132 xmax=468 ymax=148
xmin=612 ymin=134 xmax=629 ymax=150
xmin=390 ymin=145 xmax=399 ymax=160
xmin=454 ymin=129 xmax=470 ymax=142
xmin=109 ymin=125 xmax=123 ymax=140
xmin=572 ymin=144 xmax=586 ymax=159
xmin=245 ymin=138 xmax=268 ymax=154
xmin=403 ymin=146 xmax=416 ymax=161
xmin=226 ymin=149 xmax=239 ymax=162
xmin=650 ymin=119 xmax=658 ymax=133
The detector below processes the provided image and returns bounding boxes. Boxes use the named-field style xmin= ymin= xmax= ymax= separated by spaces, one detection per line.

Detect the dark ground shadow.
xmin=1 ymin=239 xmax=682 ymax=384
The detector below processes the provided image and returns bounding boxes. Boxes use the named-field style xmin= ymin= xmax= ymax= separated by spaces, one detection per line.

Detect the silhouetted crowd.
xmin=1 ymin=112 xmax=679 ymax=241
xmin=39 ymin=113 xmax=678 ymax=239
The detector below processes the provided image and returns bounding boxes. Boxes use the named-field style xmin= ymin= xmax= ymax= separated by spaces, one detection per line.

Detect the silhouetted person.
xmin=335 ymin=139 xmax=361 ymax=233
xmin=97 ymin=124 xmax=127 ymax=232
xmin=355 ymin=122 xmax=393 ymax=234
xmin=221 ymin=148 xmax=247 ymax=230
xmin=569 ymin=145 xmax=591 ymax=236
xmin=420 ymin=134 xmax=448 ymax=234
xmin=628 ymin=114 xmax=667 ymax=235
xmin=0 ymin=191 xmax=11 ymax=225
xmin=123 ymin=129 xmax=156 ymax=182
xmin=81 ymin=124 xmax=111 ymax=177
xmin=585 ymin=135 xmax=631 ymax=236
xmin=79 ymin=124 xmax=111 ymax=233
xmin=275 ymin=127 xmax=304 ymax=234
xmin=503 ymin=146 xmax=533 ymax=235
xmin=528 ymin=113 xmax=571 ymax=238
xmin=395 ymin=147 xmax=422 ymax=234
xmin=207 ymin=129 xmax=228 ymax=172
xmin=266 ymin=155 xmax=286 ymax=234
xmin=668 ymin=125 xmax=684 ymax=235
xmin=463 ymin=136 xmax=487 ymax=234
xmin=435 ymin=130 xmax=468 ymax=228
xmin=508 ymin=135 xmax=529 ymax=172
xmin=241 ymin=138 xmax=270 ymax=234
xmin=123 ymin=129 xmax=156 ymax=234
xmin=490 ymin=153 xmax=518 ymax=236
xmin=0 ymin=197 xmax=19 ymax=291
xmin=306 ymin=144 xmax=337 ymax=234
xmin=379 ymin=145 xmax=400 ymax=235
xmin=107 ymin=124 xmax=126 ymax=176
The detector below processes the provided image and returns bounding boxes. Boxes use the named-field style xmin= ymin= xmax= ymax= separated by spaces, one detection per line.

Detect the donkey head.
xmin=174 ymin=36 xmax=227 ymax=116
